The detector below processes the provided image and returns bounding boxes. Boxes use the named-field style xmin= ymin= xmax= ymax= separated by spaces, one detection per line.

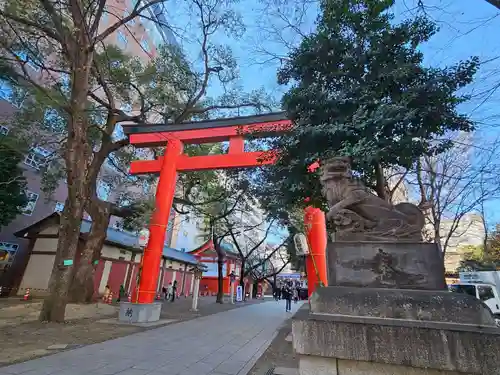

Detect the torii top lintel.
xmin=122 ymin=111 xmax=291 ymax=147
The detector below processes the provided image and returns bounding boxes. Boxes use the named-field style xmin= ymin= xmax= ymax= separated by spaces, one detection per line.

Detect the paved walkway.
xmin=0 ymin=300 xmax=302 ymax=375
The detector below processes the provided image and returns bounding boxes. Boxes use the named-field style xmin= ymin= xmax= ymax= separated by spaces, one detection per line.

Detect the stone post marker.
xmin=191 ymin=262 xmax=207 ymax=312
xmin=292 ymin=157 xmax=500 ymax=375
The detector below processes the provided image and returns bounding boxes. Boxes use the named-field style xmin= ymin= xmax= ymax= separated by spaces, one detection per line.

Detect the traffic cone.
xmin=156 ymin=292 xmax=161 ymax=300
xmin=23 ymin=288 xmax=30 ymax=301
xmin=127 ymin=293 xmax=131 ymax=302
xmin=107 ymin=292 xmax=113 ymax=304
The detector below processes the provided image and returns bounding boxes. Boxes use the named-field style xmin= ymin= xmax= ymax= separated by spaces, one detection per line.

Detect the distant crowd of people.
xmin=273 ymin=280 xmax=305 ymax=312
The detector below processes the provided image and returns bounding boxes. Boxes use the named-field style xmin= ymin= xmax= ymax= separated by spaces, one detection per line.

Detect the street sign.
xmin=138 ymin=228 xmax=150 ymax=248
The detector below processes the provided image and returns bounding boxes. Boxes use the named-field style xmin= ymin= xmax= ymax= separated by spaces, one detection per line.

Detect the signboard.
xmin=236 ymin=286 xmax=243 ymax=302
xmin=460 ymin=271 xmax=500 ymax=286
xmin=277 ymin=273 xmax=302 ymax=279
xmin=138 ymin=228 xmax=150 ymax=248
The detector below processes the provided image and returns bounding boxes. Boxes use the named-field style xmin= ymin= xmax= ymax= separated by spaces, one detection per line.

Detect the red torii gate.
xmin=123 ymin=112 xmax=292 ymax=304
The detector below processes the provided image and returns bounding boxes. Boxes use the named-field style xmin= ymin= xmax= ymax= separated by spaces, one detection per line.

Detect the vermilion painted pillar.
xmin=304 ymin=206 xmax=328 ymax=297
xmin=136 ymin=139 xmax=182 ymax=304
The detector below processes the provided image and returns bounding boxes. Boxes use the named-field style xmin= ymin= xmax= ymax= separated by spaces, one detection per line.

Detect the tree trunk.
xmin=214 ymin=233 xmax=224 ymax=304
xmin=39 ymin=41 xmax=94 ymax=321
xmin=69 ymin=202 xmax=111 ymax=303
xmin=39 ymin=197 xmax=86 ymax=322
xmin=69 ymin=146 xmax=111 ymax=304
xmin=374 ymin=161 xmax=388 ymax=201
xmin=239 ymin=260 xmax=245 ymax=287
xmin=216 ymin=256 xmax=224 ymax=304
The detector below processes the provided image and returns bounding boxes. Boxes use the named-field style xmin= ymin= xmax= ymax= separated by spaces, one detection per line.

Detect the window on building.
xmin=97 ymin=180 xmax=111 ymax=201
xmin=21 ymin=191 xmax=39 ymax=216
xmin=120 ymin=103 xmax=132 ymax=114
xmin=117 ymin=30 xmax=128 ymax=48
xmin=24 ymin=147 xmax=50 ymax=170
xmin=142 ymin=180 xmax=151 ymax=194
xmin=0 ymin=125 xmax=9 ymax=135
xmin=118 ymin=193 xmax=131 ymax=207
xmin=112 ymin=124 xmax=125 ymax=140
xmin=15 ymin=50 xmax=41 ymax=71
xmin=54 ymin=202 xmax=65 ymax=212
xmin=101 ymin=7 xmax=109 ymax=23
xmin=0 ymin=80 xmax=12 ymax=101
xmin=60 ymin=73 xmax=70 ymax=95
xmin=124 ymin=10 xmax=136 ymax=25
xmin=0 ymin=242 xmax=19 ymax=265
xmin=43 ymin=108 xmax=65 ymax=132
xmin=140 ymin=38 xmax=150 ymax=53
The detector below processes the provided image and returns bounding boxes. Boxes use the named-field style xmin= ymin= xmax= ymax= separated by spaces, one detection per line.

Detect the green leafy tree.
xmin=0 ymin=0 xmax=272 ymax=321
xmin=256 ymin=0 xmax=479 ymax=219
xmin=0 ymin=135 xmax=27 ymax=227
xmin=459 ymin=226 xmax=500 ymax=271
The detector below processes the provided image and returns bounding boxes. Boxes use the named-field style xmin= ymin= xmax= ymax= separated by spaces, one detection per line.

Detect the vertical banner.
xmin=236 ymin=285 xmax=243 ymax=302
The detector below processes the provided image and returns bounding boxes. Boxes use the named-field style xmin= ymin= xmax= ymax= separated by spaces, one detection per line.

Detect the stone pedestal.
xmin=292 ymin=242 xmax=500 ymax=375
xmin=118 ymin=302 xmax=162 ymax=323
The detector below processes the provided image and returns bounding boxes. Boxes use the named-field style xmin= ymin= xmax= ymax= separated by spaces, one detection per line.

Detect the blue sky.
xmin=166 ymin=0 xmax=500 ymax=136
xmin=166 ymin=0 xmax=500 ymax=231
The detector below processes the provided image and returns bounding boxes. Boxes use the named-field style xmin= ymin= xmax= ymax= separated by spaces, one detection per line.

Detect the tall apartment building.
xmin=235 ymin=198 xmax=267 ymax=255
xmin=441 ymin=214 xmax=485 ymax=273
xmin=0 ymin=0 xmax=177 ymax=288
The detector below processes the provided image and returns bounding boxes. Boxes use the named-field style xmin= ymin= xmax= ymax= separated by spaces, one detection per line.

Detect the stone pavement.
xmin=0 ymin=300 xmax=302 ymax=375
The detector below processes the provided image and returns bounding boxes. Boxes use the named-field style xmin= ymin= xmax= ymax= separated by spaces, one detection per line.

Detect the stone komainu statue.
xmin=320 ymin=157 xmax=425 ymax=242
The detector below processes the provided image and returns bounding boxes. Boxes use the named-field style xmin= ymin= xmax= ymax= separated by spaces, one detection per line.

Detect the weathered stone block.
xmin=299 ymin=356 xmax=463 ymax=375
xmin=292 ymin=307 xmax=500 ymax=375
xmin=310 ymin=286 xmax=496 ymax=326
xmin=118 ymin=302 xmax=162 ymax=323
xmin=327 ymin=242 xmax=446 ymax=290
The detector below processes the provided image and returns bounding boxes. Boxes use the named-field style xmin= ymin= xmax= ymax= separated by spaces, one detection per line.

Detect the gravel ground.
xmin=0 ymin=296 xmax=264 ymax=366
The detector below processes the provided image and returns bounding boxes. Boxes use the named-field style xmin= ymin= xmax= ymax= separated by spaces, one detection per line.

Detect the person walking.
xmin=284 ymin=282 xmax=292 ymax=312
xmin=166 ymin=282 xmax=173 ymax=300
xmin=117 ymin=285 xmax=126 ymax=302
xmin=171 ymin=280 xmax=178 ymax=302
